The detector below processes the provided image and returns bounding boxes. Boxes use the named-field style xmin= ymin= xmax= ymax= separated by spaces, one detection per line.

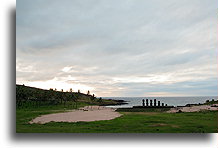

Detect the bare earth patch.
xmin=167 ymin=104 xmax=218 ymax=113
xmin=149 ymin=123 xmax=180 ymax=128
xmin=29 ymin=106 xmax=122 ymax=124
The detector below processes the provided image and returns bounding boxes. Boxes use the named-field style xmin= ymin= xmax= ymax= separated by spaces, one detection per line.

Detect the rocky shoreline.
xmin=100 ymin=99 xmax=128 ymax=106
xmin=114 ymin=99 xmax=218 ymax=112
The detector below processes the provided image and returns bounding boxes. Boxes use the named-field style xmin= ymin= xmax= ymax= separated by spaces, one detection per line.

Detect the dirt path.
xmin=29 ymin=106 xmax=122 ymax=124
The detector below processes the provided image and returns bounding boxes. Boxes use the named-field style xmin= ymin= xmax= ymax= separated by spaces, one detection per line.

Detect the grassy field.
xmin=16 ymin=106 xmax=218 ymax=133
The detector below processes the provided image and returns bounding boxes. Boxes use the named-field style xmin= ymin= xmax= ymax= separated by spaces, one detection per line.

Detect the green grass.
xmin=17 ymin=101 xmax=89 ymax=111
xmin=116 ymin=107 xmax=171 ymax=112
xmin=16 ymin=105 xmax=218 ymax=133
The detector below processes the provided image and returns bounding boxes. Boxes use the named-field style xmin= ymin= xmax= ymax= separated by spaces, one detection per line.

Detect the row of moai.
xmin=142 ymin=99 xmax=167 ymax=107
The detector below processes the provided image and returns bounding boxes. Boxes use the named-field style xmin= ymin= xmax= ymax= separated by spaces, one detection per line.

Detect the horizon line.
xmin=16 ymin=84 xmax=218 ymax=98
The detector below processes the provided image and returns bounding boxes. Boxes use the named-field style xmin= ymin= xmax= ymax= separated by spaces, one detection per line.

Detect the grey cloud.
xmin=16 ymin=0 xmax=218 ymax=96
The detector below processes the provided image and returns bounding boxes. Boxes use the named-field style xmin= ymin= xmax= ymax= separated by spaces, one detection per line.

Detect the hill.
xmin=16 ymin=84 xmax=127 ymax=109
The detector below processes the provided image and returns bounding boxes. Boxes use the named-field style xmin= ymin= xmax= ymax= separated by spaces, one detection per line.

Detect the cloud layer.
xmin=16 ymin=0 xmax=218 ymax=96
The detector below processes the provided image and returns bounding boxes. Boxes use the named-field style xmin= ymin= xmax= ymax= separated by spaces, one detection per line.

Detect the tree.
xmin=60 ymin=89 xmax=64 ymax=104
xmin=90 ymin=94 xmax=95 ymax=103
xmin=98 ymin=97 xmax=102 ymax=102
xmin=98 ymin=97 xmax=103 ymax=109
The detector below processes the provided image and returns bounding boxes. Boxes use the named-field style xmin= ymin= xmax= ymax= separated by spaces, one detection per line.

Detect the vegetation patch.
xmin=16 ymin=84 xmax=126 ymax=110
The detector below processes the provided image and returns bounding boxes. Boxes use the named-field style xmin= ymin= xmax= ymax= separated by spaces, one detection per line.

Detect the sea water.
xmin=103 ymin=96 xmax=218 ymax=108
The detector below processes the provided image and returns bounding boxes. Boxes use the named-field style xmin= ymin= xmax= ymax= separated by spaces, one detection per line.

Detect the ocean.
xmin=103 ymin=96 xmax=218 ymax=108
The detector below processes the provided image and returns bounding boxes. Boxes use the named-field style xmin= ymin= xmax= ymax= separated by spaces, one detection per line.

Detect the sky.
xmin=16 ymin=0 xmax=218 ymax=97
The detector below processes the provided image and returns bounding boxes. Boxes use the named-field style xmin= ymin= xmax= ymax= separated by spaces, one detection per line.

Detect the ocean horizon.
xmin=103 ymin=96 xmax=218 ymax=108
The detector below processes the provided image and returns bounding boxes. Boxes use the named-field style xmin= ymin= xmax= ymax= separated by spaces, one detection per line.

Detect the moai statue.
xmin=150 ymin=100 xmax=153 ymax=107
xmin=162 ymin=103 xmax=164 ymax=106
xmin=165 ymin=104 xmax=168 ymax=106
xmin=154 ymin=99 xmax=157 ymax=107
xmin=146 ymin=99 xmax=149 ymax=106
xmin=158 ymin=101 xmax=160 ymax=107
xmin=142 ymin=99 xmax=145 ymax=107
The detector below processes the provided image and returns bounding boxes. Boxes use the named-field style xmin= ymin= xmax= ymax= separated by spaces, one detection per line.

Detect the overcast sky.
xmin=16 ymin=0 xmax=218 ymax=97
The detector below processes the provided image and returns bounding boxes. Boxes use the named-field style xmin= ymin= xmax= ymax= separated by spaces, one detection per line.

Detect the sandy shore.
xmin=30 ymin=106 xmax=122 ymax=124
xmin=167 ymin=104 xmax=218 ymax=113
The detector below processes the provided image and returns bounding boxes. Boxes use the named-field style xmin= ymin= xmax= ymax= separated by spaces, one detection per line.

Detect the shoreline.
xmin=114 ymin=100 xmax=218 ymax=113
xmin=103 ymin=97 xmax=218 ymax=108
xmin=100 ymin=99 xmax=129 ymax=106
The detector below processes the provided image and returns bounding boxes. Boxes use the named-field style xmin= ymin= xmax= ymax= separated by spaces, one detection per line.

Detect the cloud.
xmin=16 ymin=0 xmax=218 ymax=96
